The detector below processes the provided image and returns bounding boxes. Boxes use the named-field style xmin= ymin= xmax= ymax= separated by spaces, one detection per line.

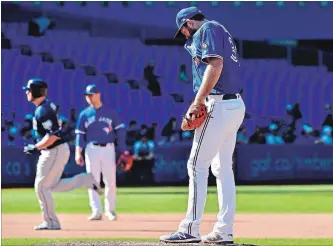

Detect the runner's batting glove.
xmin=23 ymin=144 xmax=37 ymax=155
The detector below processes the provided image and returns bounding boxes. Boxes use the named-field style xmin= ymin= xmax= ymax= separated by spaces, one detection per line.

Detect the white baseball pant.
xmin=178 ymin=94 xmax=245 ymax=237
xmin=35 ymin=143 xmax=97 ymax=226
xmin=85 ymin=143 xmax=117 ymax=214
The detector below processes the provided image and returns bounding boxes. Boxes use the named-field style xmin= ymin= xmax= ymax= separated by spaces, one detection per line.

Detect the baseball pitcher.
xmin=22 ymin=78 xmax=102 ymax=230
xmin=160 ymin=7 xmax=245 ymax=244
xmin=75 ymin=84 xmax=129 ymax=221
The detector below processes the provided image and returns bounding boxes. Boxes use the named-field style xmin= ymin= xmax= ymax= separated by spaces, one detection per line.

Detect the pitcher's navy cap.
xmin=85 ymin=84 xmax=99 ymax=95
xmin=174 ymin=7 xmax=202 ymax=38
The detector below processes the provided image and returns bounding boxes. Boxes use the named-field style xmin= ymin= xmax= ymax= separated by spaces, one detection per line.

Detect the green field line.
xmin=6 ymin=185 xmax=333 ymax=193
xmin=2 ymin=185 xmax=333 ymax=214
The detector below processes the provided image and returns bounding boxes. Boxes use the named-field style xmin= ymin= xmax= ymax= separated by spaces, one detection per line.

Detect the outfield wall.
xmin=1 ymin=145 xmax=333 ymax=187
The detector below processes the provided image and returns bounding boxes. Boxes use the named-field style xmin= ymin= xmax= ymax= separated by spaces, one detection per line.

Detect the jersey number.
xmin=228 ymin=37 xmax=239 ymax=63
xmin=219 ymin=24 xmax=239 ymax=64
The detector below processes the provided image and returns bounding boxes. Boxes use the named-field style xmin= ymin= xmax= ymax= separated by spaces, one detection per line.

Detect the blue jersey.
xmin=184 ymin=20 xmax=243 ymax=94
xmin=32 ymin=99 xmax=65 ymax=148
xmin=75 ymin=105 xmax=126 ymax=151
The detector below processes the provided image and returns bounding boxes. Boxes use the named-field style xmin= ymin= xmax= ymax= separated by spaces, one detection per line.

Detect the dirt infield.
xmin=25 ymin=243 xmax=257 ymax=246
xmin=27 ymin=243 xmax=257 ymax=246
xmin=3 ymin=213 xmax=333 ymax=240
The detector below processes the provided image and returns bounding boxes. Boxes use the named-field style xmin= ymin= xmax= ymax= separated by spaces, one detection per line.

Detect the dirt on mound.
xmin=2 ymin=213 xmax=333 ymax=242
xmin=37 ymin=242 xmax=256 ymax=246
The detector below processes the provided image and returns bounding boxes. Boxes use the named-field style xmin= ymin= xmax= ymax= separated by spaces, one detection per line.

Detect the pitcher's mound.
xmin=38 ymin=242 xmax=258 ymax=246
xmin=3 ymin=213 xmax=333 ymax=240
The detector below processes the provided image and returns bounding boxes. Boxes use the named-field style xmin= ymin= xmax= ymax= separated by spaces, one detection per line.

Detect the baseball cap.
xmin=85 ymin=84 xmax=99 ymax=95
xmin=174 ymin=7 xmax=202 ymax=38
xmin=22 ymin=78 xmax=47 ymax=90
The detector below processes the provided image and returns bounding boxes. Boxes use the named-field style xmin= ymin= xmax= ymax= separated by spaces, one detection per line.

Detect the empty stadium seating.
xmin=12 ymin=1 xmax=333 ymax=40
xmin=2 ymin=22 xmax=333 ymax=136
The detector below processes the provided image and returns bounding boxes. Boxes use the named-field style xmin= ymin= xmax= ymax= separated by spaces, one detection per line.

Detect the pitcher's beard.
xmin=189 ymin=27 xmax=198 ymax=36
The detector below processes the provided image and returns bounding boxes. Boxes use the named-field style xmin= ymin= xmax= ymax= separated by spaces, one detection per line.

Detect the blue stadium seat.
xmin=2 ymin=23 xmax=332 ymax=143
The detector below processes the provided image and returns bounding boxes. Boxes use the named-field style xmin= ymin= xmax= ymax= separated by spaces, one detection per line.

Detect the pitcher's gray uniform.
xmin=22 ymin=78 xmax=101 ymax=230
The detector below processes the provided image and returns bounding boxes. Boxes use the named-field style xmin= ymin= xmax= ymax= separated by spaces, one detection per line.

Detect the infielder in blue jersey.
xmin=75 ymin=84 xmax=128 ymax=221
xmin=22 ymin=78 xmax=101 ymax=230
xmin=160 ymin=7 xmax=246 ymax=244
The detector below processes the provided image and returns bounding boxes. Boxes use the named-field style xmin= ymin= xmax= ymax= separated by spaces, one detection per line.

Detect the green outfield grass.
xmin=2 ymin=238 xmax=333 ymax=246
xmin=2 ymin=185 xmax=333 ymax=214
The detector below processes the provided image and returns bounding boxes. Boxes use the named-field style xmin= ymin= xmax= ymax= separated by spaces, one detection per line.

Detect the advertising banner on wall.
xmin=236 ymin=145 xmax=333 ymax=181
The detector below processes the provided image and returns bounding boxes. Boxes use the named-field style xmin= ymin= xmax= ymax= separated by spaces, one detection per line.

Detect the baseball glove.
xmin=117 ymin=151 xmax=134 ymax=172
xmin=181 ymin=102 xmax=208 ymax=131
